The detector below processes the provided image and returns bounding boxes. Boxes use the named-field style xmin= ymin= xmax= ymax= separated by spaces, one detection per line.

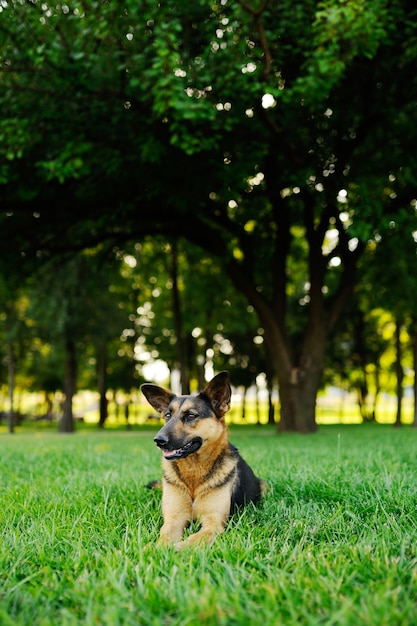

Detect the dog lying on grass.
xmin=141 ymin=371 xmax=266 ymax=549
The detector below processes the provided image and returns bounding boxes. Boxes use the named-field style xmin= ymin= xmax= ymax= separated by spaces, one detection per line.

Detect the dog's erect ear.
xmin=201 ymin=371 xmax=231 ymax=418
xmin=140 ymin=384 xmax=174 ymax=415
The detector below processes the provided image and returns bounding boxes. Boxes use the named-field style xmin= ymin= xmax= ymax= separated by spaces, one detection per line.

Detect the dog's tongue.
xmin=162 ymin=449 xmax=180 ymax=458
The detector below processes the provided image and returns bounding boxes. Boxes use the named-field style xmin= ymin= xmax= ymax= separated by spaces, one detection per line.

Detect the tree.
xmin=364 ymin=223 xmax=417 ymax=426
xmin=130 ymin=238 xmax=265 ymax=392
xmin=0 ymin=273 xmax=32 ymax=433
xmin=1 ymin=1 xmax=417 ymax=431
xmin=29 ymin=246 xmax=142 ymax=431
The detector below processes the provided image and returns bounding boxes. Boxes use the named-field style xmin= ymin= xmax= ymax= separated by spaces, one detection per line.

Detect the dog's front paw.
xmin=157 ymin=535 xmax=177 ymax=548
xmin=174 ymin=530 xmax=218 ymax=551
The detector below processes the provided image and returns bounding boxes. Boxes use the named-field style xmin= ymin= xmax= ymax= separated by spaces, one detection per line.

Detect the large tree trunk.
xmin=225 ymin=180 xmax=361 ymax=432
xmin=260 ymin=309 xmax=326 ymax=433
xmin=274 ymin=353 xmax=323 ymax=433
xmin=224 ymin=283 xmax=326 ymax=432
xmin=60 ymin=337 xmax=76 ymax=433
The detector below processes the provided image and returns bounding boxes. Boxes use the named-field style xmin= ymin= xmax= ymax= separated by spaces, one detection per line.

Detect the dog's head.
xmin=141 ymin=371 xmax=231 ymax=461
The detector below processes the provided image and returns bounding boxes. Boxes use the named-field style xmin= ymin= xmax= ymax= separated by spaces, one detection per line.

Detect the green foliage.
xmin=1 ymin=426 xmax=417 ymax=624
xmin=294 ymin=0 xmax=389 ymax=105
xmin=2 ymin=0 xmax=416 ymax=274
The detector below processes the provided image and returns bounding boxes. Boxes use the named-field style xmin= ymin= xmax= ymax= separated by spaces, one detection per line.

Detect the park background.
xmin=1 ymin=3 xmax=417 ymax=624
xmin=1 ymin=0 xmax=417 ymax=435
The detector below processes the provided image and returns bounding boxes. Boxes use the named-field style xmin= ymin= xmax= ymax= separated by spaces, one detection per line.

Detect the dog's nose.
xmin=154 ymin=433 xmax=170 ymax=448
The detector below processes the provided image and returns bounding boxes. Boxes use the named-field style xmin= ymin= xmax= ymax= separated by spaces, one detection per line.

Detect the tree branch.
xmin=239 ymin=0 xmax=272 ymax=78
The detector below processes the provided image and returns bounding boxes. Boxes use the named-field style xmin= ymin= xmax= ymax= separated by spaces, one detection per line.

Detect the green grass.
xmin=1 ymin=425 xmax=417 ymax=625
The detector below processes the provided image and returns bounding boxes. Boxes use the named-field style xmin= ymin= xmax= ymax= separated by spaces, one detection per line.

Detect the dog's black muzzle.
xmin=154 ymin=430 xmax=202 ymax=460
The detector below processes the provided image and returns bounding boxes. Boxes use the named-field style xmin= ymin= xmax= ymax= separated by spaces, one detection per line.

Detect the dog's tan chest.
xmin=162 ymin=447 xmax=237 ymax=501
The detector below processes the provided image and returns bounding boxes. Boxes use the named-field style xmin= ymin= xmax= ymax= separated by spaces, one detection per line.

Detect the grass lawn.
xmin=1 ymin=424 xmax=417 ymax=625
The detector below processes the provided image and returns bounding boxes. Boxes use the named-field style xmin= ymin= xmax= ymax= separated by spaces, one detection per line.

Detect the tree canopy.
xmin=1 ymin=0 xmax=417 ymax=431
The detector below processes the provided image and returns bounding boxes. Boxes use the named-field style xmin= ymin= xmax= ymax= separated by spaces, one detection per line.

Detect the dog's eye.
xmin=184 ymin=412 xmax=198 ymax=423
xmin=164 ymin=411 xmax=171 ymax=420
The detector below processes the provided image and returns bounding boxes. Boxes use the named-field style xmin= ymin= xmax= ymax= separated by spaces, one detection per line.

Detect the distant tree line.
xmin=1 ymin=237 xmax=416 ymax=433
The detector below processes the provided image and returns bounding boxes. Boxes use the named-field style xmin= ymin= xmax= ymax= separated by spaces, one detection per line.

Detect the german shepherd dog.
xmin=141 ymin=371 xmax=265 ymax=549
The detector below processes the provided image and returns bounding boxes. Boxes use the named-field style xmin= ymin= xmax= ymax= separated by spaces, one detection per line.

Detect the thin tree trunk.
xmin=125 ymin=397 xmax=131 ymax=430
xmin=394 ymin=319 xmax=403 ymax=428
xmin=97 ymin=342 xmax=108 ymax=428
xmin=171 ymin=241 xmax=190 ymax=394
xmin=60 ymin=337 xmax=76 ymax=433
xmin=411 ymin=325 xmax=417 ymax=428
xmin=255 ymin=383 xmax=261 ymax=424
xmin=241 ymin=387 xmax=247 ymax=421
xmin=267 ymin=381 xmax=275 ymax=425
xmin=370 ymin=363 xmax=381 ymax=422
xmin=7 ymin=340 xmax=15 ymax=434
